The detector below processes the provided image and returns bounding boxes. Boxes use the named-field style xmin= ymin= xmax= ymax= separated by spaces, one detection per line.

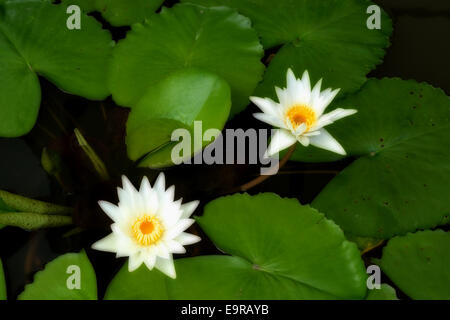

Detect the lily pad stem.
xmin=235 ymin=143 xmax=297 ymax=192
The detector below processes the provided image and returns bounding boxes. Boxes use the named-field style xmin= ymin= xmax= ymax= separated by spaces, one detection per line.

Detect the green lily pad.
xmin=106 ymin=193 xmax=367 ymax=300
xmin=18 ymin=250 xmax=97 ymax=300
xmin=126 ymin=68 xmax=231 ymax=168
xmin=0 ymin=0 xmax=113 ymax=137
xmin=312 ymin=78 xmax=450 ymax=238
xmin=183 ymin=0 xmax=392 ymax=98
xmin=108 ymin=3 xmax=264 ymax=116
xmin=366 ymin=284 xmax=398 ymax=300
xmin=59 ymin=0 xmax=164 ymax=27
xmin=380 ymin=230 xmax=450 ymax=300
xmin=0 ymin=259 xmax=6 ymax=300
xmin=105 ymin=262 xmax=168 ymax=300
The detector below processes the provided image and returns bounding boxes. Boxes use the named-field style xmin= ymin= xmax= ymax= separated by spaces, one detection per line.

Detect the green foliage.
xmin=366 ymin=284 xmax=398 ymax=300
xmin=380 ymin=230 xmax=450 ymax=300
xmin=0 ymin=0 xmax=113 ymax=137
xmin=312 ymin=79 xmax=450 ymax=238
xmin=109 ymin=3 xmax=264 ymax=116
xmin=105 ymin=262 xmax=169 ymax=300
xmin=18 ymin=251 xmax=97 ymax=300
xmin=126 ymin=69 xmax=231 ymax=168
xmin=60 ymin=0 xmax=164 ymax=27
xmin=105 ymin=193 xmax=367 ymax=300
xmin=183 ymin=0 xmax=392 ymax=98
xmin=0 ymin=259 xmax=6 ymax=300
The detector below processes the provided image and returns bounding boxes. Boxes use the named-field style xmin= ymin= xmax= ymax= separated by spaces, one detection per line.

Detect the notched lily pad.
xmin=109 ymin=3 xmax=264 ymax=116
xmin=59 ymin=0 xmax=164 ymax=27
xmin=0 ymin=0 xmax=113 ymax=137
xmin=313 ymin=78 xmax=450 ymax=238
xmin=105 ymin=193 xmax=367 ymax=300
xmin=126 ymin=68 xmax=231 ymax=168
xmin=184 ymin=0 xmax=392 ymax=99
xmin=380 ymin=230 xmax=450 ymax=300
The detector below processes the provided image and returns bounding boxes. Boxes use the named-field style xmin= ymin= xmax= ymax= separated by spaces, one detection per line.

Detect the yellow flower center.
xmin=132 ymin=215 xmax=164 ymax=246
xmin=286 ymin=105 xmax=316 ymax=131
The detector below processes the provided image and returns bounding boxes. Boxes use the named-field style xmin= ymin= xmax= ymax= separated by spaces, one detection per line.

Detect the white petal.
xmin=300 ymin=70 xmax=311 ymax=94
xmin=117 ymin=187 xmax=133 ymax=209
xmin=160 ymin=199 xmax=183 ymax=228
xmin=180 ymin=200 xmax=199 ymax=219
xmin=143 ymin=253 xmax=157 ymax=270
xmin=298 ymin=136 xmax=310 ymax=147
xmin=98 ymin=201 xmax=121 ymax=221
xmin=294 ymin=123 xmax=307 ymax=136
xmin=91 ymin=233 xmax=118 ymax=253
xmin=175 ymin=232 xmax=201 ymax=246
xmin=322 ymin=108 xmax=357 ymax=123
xmin=309 ymin=129 xmax=346 ymax=155
xmin=142 ymin=185 xmax=159 ymax=214
xmin=155 ymin=257 xmax=176 ymax=279
xmin=253 ymin=112 xmax=285 ymax=128
xmin=249 ymin=96 xmax=279 ymax=117
xmin=313 ymin=108 xmax=357 ymax=131
xmin=286 ymin=68 xmax=297 ymax=91
xmin=165 ymin=218 xmax=195 ymax=239
xmin=153 ymin=172 xmax=166 ymax=194
xmin=156 ymin=243 xmax=171 ymax=259
xmin=122 ymin=175 xmax=137 ymax=195
xmin=275 ymin=86 xmax=291 ymax=107
xmin=316 ymin=88 xmax=340 ymax=115
xmin=265 ymin=129 xmax=297 ymax=157
xmin=310 ymin=78 xmax=323 ymax=107
xmin=128 ymin=252 xmax=144 ymax=272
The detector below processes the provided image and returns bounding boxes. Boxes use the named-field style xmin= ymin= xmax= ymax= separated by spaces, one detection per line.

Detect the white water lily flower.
xmin=92 ymin=173 xmax=201 ymax=278
xmin=251 ymin=69 xmax=357 ymax=156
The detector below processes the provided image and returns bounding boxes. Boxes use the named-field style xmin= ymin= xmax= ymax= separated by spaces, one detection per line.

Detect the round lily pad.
xmin=380 ymin=230 xmax=450 ymax=300
xmin=108 ymin=3 xmax=264 ymax=116
xmin=184 ymin=0 xmax=392 ymax=98
xmin=312 ymin=78 xmax=450 ymax=238
xmin=0 ymin=0 xmax=113 ymax=137
xmin=105 ymin=193 xmax=367 ymax=300
xmin=126 ymin=68 xmax=231 ymax=168
xmin=0 ymin=259 xmax=6 ymax=300
xmin=59 ymin=0 xmax=164 ymax=27
xmin=18 ymin=251 xmax=97 ymax=300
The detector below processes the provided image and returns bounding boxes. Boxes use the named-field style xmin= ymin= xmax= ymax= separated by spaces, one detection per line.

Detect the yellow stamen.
xmin=285 ymin=105 xmax=316 ymax=131
xmin=132 ymin=215 xmax=164 ymax=246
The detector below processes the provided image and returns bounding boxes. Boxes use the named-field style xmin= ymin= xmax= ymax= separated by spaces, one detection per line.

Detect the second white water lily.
xmin=92 ymin=174 xmax=200 ymax=278
xmin=251 ymin=69 xmax=357 ymax=156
